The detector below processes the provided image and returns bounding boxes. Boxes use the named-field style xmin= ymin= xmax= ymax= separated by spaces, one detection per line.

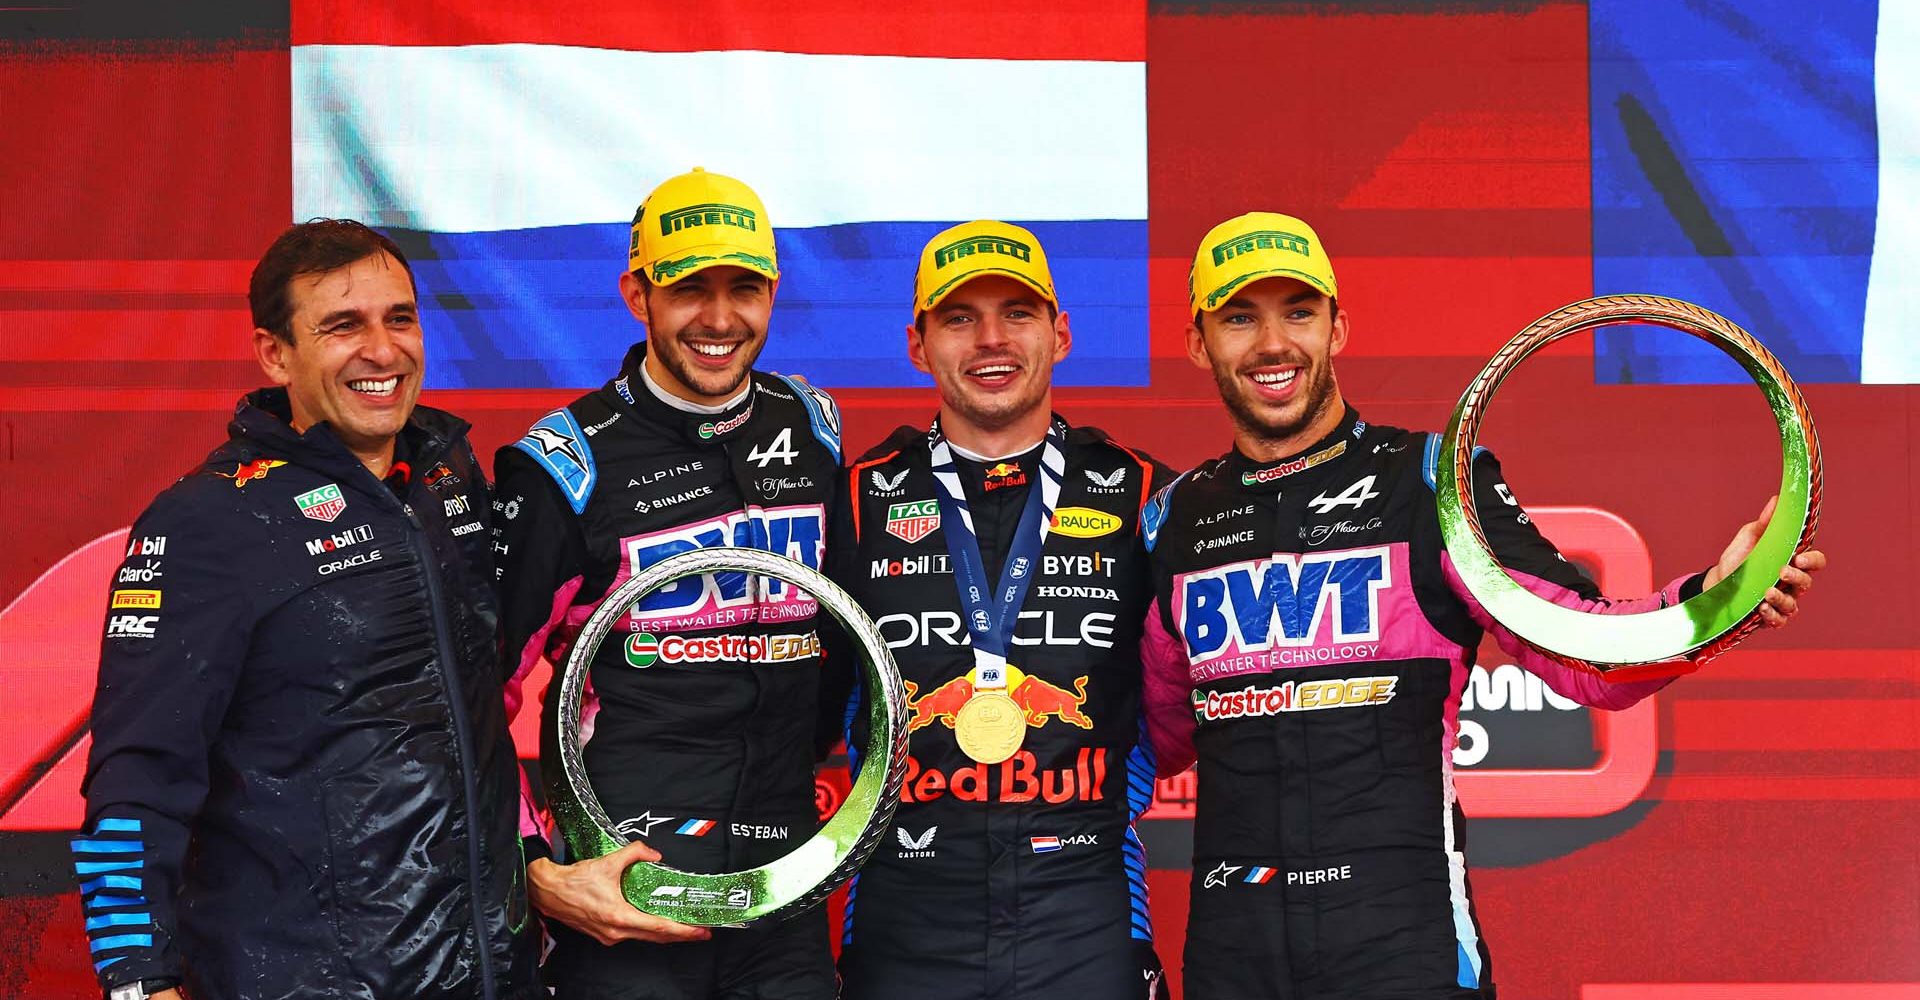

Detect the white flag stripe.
xmin=293 ymin=44 xmax=1146 ymax=233
xmin=1863 ymin=2 xmax=1920 ymax=383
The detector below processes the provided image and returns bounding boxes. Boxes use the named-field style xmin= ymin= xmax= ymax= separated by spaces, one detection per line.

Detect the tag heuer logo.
xmin=885 ymin=499 xmax=941 ymax=544
xmin=294 ymin=484 xmax=347 ymax=522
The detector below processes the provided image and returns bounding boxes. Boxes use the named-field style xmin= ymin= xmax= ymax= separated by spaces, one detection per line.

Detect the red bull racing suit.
xmin=831 ymin=420 xmax=1173 ymax=1000
xmin=1140 ymin=408 xmax=1697 ymax=1000
xmin=494 ymin=344 xmax=843 ymax=1000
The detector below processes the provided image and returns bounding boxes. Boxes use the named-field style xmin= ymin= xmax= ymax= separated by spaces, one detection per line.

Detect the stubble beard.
xmin=1214 ymin=355 xmax=1339 ymax=446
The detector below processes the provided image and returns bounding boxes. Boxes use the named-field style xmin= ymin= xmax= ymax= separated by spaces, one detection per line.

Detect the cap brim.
xmin=644 ymin=245 xmax=780 ymax=286
xmin=1194 ymin=267 xmax=1335 ymax=314
xmin=919 ymin=268 xmax=1057 ymax=316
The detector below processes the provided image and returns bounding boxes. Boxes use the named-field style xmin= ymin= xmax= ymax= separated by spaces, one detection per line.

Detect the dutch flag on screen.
xmin=1590 ymin=0 xmax=1920 ymax=384
xmin=289 ymin=3 xmax=1146 ymax=390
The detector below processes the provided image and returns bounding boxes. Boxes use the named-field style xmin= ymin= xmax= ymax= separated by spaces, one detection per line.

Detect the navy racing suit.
xmin=1140 ymin=408 xmax=1693 ymax=1000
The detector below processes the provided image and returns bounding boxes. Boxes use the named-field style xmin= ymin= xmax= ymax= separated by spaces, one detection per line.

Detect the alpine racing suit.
xmin=1140 ymin=407 xmax=1696 ymax=999
xmin=494 ymin=343 xmax=844 ymax=1000
xmin=79 ymin=387 xmax=538 ymax=1000
xmin=832 ymin=419 xmax=1172 ymax=1000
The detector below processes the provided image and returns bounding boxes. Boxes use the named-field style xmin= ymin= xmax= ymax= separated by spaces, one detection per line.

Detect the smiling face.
xmin=252 ymin=250 xmax=423 ymax=468
xmin=908 ymin=274 xmax=1071 ymax=437
xmin=622 ymin=264 xmax=773 ymax=404
xmin=1188 ymin=276 xmax=1349 ymax=455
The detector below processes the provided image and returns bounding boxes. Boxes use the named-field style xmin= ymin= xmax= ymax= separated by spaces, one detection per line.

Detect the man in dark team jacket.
xmin=494 ymin=168 xmax=845 ymax=1000
xmin=832 ymin=221 xmax=1173 ymax=1000
xmin=78 ymin=221 xmax=538 ymax=1000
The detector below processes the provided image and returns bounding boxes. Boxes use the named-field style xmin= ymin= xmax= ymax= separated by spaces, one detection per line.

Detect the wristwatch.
xmin=107 ymin=979 xmax=179 ymax=1000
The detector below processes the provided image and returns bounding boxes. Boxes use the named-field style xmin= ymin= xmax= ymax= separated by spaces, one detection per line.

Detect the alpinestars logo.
xmin=1203 ymin=862 xmax=1242 ymax=889
xmin=1084 ymin=467 xmax=1128 ymax=494
xmin=896 ymin=826 xmax=937 ymax=858
xmin=870 ymin=468 xmax=909 ymax=496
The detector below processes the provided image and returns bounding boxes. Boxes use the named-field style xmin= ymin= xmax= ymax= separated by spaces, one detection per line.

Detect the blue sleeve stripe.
xmin=79 ymin=874 xmax=142 ymax=894
xmin=74 ymin=860 xmax=143 ymax=875
xmin=86 ymin=912 xmax=150 ymax=931
xmin=1422 ymin=433 xmax=1441 ymax=492
xmin=773 ymin=374 xmax=843 ymax=463
xmin=85 ymin=895 xmax=149 ymax=910
xmin=93 ymin=818 xmax=142 ymax=833
xmin=94 ymin=955 xmax=126 ymax=973
xmin=88 ymin=933 xmax=153 ymax=953
xmin=70 ymin=838 xmax=144 ymax=854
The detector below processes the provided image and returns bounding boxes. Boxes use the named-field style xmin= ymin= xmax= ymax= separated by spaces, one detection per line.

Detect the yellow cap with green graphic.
xmin=1188 ymin=212 xmax=1337 ymax=317
xmin=913 ymin=220 xmax=1057 ymax=317
xmin=628 ymin=167 xmax=779 ymax=286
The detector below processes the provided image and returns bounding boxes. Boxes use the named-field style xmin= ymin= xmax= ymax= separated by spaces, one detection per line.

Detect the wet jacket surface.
xmin=79 ymin=388 xmax=538 ymax=1000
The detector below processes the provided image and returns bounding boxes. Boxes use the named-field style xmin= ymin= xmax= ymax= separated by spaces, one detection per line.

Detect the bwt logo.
xmin=1178 ymin=545 xmax=1391 ymax=665
xmin=623 ymin=504 xmax=825 ymax=622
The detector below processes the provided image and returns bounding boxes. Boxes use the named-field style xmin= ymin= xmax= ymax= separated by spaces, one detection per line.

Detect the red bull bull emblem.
xmin=904 ymin=666 xmax=1093 ymax=732
xmin=215 ymin=458 xmax=286 ymax=488
xmin=982 ymin=461 xmax=1028 ymax=492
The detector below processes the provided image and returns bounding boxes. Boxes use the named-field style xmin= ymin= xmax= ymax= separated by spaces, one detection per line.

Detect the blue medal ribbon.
xmin=927 ymin=417 xmax=1067 ymax=688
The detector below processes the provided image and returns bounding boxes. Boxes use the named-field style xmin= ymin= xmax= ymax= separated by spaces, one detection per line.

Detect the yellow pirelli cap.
xmin=627 ymin=167 xmax=779 ymax=286
xmin=913 ymin=220 xmax=1057 ymax=316
xmin=1188 ymin=212 xmax=1337 ymax=316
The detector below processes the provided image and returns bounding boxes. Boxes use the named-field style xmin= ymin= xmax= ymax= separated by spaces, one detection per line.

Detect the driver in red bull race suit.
xmin=493 ymin=169 xmax=845 ymax=1000
xmin=1139 ymin=212 xmax=1827 ymax=999
xmin=829 ymin=221 xmax=1174 ymax=1000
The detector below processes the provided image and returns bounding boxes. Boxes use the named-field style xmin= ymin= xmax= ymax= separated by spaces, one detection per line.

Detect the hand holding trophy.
xmin=1436 ymin=294 xmax=1823 ymax=679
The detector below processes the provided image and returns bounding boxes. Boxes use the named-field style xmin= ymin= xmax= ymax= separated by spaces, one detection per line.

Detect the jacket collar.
xmin=1226 ymin=406 xmax=1365 ymax=493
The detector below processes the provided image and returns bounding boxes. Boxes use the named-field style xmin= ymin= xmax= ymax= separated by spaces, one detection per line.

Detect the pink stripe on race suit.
xmin=1169 ymin=542 xmax=1462 ymax=683
xmin=507 ymin=576 xmax=584 ymax=841
xmin=1439 ymin=552 xmax=1681 ymax=712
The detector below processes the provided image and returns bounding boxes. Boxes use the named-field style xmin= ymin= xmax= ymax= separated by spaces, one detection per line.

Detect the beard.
xmin=1212 ymin=353 xmax=1340 ymax=445
xmin=652 ymin=326 xmax=766 ymax=400
xmin=939 ymin=361 xmax=1052 ymax=433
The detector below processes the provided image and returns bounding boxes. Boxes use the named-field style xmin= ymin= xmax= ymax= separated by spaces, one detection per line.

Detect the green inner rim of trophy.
xmin=549 ymin=547 xmax=906 ymax=926
xmin=1436 ymin=300 xmax=1815 ymax=667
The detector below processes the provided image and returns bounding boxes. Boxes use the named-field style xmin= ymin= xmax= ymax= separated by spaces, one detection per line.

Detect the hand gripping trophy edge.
xmin=1436 ymin=294 xmax=1822 ymax=676
xmin=550 ymin=546 xmax=909 ymax=926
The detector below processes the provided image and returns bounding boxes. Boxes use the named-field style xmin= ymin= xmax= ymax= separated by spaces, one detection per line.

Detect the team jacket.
xmin=79 ymin=388 xmax=538 ymax=1000
xmin=832 ymin=420 xmax=1172 ymax=1000
xmin=1140 ymin=407 xmax=1690 ymax=999
xmin=494 ymin=343 xmax=843 ymax=881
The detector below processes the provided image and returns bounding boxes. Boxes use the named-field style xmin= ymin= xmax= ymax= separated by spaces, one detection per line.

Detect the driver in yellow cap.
xmin=496 ymin=167 xmax=845 ymax=1000
xmin=827 ymin=219 xmax=1173 ymax=999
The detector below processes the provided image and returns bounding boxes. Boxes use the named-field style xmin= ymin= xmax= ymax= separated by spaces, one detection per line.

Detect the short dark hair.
xmin=249 ymin=219 xmax=414 ymax=343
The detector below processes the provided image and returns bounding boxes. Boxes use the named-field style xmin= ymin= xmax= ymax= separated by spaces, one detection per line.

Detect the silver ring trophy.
xmin=551 ymin=546 xmax=908 ymax=926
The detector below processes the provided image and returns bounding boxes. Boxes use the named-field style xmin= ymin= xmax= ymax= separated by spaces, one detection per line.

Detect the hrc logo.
xmin=621 ymin=504 xmax=826 ymax=630
xmin=1177 ymin=545 xmax=1390 ymax=665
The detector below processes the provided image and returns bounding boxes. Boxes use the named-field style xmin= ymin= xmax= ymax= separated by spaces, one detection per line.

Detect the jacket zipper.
xmin=401 ymin=495 xmax=501 ymax=1000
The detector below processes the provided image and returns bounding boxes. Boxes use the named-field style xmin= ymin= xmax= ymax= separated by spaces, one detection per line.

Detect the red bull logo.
xmin=903 ymin=666 xmax=1093 ymax=732
xmin=983 ymin=461 xmax=1028 ymax=492
xmin=215 ymin=458 xmax=286 ymax=488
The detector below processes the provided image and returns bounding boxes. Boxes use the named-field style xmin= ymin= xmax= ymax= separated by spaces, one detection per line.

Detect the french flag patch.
xmin=1030 ymin=836 xmax=1062 ymax=854
xmin=1244 ymin=866 xmax=1277 ymax=884
xmin=677 ymin=819 xmax=718 ymax=837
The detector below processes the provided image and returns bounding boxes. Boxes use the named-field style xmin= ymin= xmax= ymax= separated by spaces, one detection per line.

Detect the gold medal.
xmin=954 ymin=690 xmax=1026 ymax=764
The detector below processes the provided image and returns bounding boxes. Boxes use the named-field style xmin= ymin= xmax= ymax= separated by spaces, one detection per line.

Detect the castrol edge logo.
xmin=1193 ymin=675 xmax=1397 ymax=722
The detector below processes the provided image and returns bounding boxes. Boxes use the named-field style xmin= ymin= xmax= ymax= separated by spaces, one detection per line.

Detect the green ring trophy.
xmin=1437 ymin=294 xmax=1822 ymax=674
xmin=550 ymin=547 xmax=908 ymax=926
